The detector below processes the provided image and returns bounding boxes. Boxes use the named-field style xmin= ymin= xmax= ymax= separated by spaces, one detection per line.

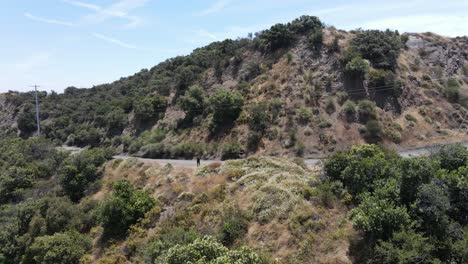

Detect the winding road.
xmin=61 ymin=141 xmax=468 ymax=169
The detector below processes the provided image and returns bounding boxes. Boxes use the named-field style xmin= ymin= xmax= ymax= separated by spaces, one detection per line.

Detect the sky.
xmin=0 ymin=0 xmax=467 ymax=93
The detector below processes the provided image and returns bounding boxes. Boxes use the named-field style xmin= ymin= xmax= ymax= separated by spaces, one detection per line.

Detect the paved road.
xmin=60 ymin=141 xmax=468 ymax=169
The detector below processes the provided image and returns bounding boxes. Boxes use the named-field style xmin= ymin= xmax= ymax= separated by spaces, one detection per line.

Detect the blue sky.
xmin=0 ymin=0 xmax=467 ymax=93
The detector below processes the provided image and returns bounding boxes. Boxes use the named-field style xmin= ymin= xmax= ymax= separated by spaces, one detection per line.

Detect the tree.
xmin=370 ymin=230 xmax=436 ymax=264
xmin=258 ymin=23 xmax=294 ymax=51
xmin=289 ymin=15 xmax=323 ymax=33
xmin=177 ymin=85 xmax=206 ymax=123
xmin=413 ymin=180 xmax=451 ymax=237
xmin=209 ymin=89 xmax=244 ymax=131
xmin=158 ymin=236 xmax=262 ymax=264
xmin=99 ymin=180 xmax=156 ymax=238
xmin=399 ymin=157 xmax=436 ymax=206
xmin=350 ymin=29 xmax=402 ymax=70
xmin=351 ymin=195 xmax=411 ymax=241
xmin=17 ymin=111 xmax=37 ymax=135
xmin=357 ymin=100 xmax=377 ymax=123
xmin=134 ymin=96 xmax=167 ymax=121
xmin=344 ymin=57 xmax=369 ymax=77
xmin=436 ymin=144 xmax=468 ymax=171
xmin=365 ymin=120 xmax=382 ymax=141
xmin=23 ymin=231 xmax=91 ymax=264
xmin=59 ymin=148 xmax=112 ymax=202
xmin=342 ymin=100 xmax=357 ymax=122
xmin=248 ymin=103 xmax=269 ymax=133
xmin=106 ymin=108 xmax=127 ymax=136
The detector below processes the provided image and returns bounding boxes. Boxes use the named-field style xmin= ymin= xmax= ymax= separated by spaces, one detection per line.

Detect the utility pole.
xmin=30 ymin=85 xmax=41 ymax=136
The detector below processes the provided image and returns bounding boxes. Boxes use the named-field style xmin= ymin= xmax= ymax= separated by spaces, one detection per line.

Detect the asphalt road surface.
xmin=60 ymin=141 xmax=468 ymax=169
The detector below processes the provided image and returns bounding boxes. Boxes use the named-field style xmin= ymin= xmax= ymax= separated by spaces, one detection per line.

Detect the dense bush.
xmin=350 ymin=29 xmax=403 ymax=70
xmin=23 ymin=231 xmax=91 ymax=264
xmin=357 ymin=100 xmax=377 ymax=123
xmin=209 ymin=89 xmax=244 ymax=131
xmin=59 ymin=148 xmax=112 ymax=202
xmin=257 ymin=23 xmax=294 ymax=51
xmin=221 ymin=142 xmax=242 ymax=160
xmin=157 ymin=236 xmax=263 ymax=264
xmin=99 ymin=180 xmax=156 ymax=238
xmin=247 ymin=103 xmax=270 ymax=133
xmin=178 ymin=85 xmax=206 ymax=123
xmin=17 ymin=111 xmax=37 ymax=135
xmin=344 ymin=56 xmax=369 ymax=77
xmin=134 ymin=96 xmax=167 ymax=121
xmin=342 ymin=100 xmax=357 ymax=122
xmin=325 ymin=143 xmax=468 ymax=262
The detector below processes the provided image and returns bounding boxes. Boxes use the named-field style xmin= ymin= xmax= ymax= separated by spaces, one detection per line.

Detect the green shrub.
xmin=350 ymin=29 xmax=402 ymax=70
xmin=307 ymin=28 xmax=323 ymax=50
xmin=178 ymin=85 xmax=206 ymax=123
xmin=257 ymin=23 xmax=294 ymax=51
xmin=343 ymin=100 xmax=357 ymax=122
xmin=23 ymin=231 xmax=91 ymax=264
xmin=17 ymin=111 xmax=37 ymax=135
xmin=436 ymin=144 xmax=468 ymax=171
xmin=247 ymin=131 xmax=262 ymax=152
xmin=221 ymin=142 xmax=242 ymax=160
xmin=358 ymin=100 xmax=377 ymax=123
xmin=336 ymin=91 xmax=348 ymax=105
xmin=405 ymin=114 xmax=417 ymax=123
xmin=248 ymin=103 xmax=269 ymax=133
xmin=220 ymin=206 xmax=249 ymax=246
xmin=59 ymin=148 xmax=112 ymax=202
xmin=209 ymin=89 xmax=244 ymax=131
xmin=289 ymin=15 xmax=323 ymax=33
xmin=296 ymin=107 xmax=312 ymax=124
xmin=99 ymin=180 xmax=156 ymax=238
xmin=345 ymin=57 xmax=369 ymax=77
xmin=134 ymin=96 xmax=166 ymax=121
xmin=295 ymin=142 xmax=305 ymax=157
xmin=325 ymin=98 xmax=336 ymax=114
xmin=365 ymin=120 xmax=382 ymax=140
xmin=158 ymin=236 xmax=263 ymax=264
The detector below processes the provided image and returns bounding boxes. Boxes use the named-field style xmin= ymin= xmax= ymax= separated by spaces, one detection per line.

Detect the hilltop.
xmin=1 ymin=16 xmax=467 ymax=158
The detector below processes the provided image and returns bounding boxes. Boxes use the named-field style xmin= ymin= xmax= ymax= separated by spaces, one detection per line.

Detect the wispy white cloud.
xmin=63 ymin=0 xmax=150 ymax=28
xmin=62 ymin=0 xmax=100 ymax=11
xmin=93 ymin=33 xmax=140 ymax=49
xmin=196 ymin=0 xmax=232 ymax=16
xmin=24 ymin=12 xmax=77 ymax=27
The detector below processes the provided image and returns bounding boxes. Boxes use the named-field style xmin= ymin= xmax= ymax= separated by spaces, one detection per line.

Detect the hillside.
xmin=1 ymin=16 xmax=468 ymax=158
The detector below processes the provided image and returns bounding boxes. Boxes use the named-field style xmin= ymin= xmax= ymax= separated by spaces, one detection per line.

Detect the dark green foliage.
xmin=370 ymin=230 xmax=437 ymax=264
xmin=144 ymin=228 xmax=200 ymax=263
xmin=357 ymin=100 xmax=377 ymax=123
xmin=209 ymin=89 xmax=244 ymax=131
xmin=106 ymin=108 xmax=128 ymax=136
xmin=350 ymin=30 xmax=403 ymax=70
xmin=344 ymin=56 xmax=369 ymax=77
xmin=0 ymin=137 xmax=63 ymax=203
xmin=157 ymin=236 xmax=263 ymax=264
xmin=59 ymin=148 xmax=112 ymax=202
xmin=221 ymin=142 xmax=242 ymax=160
xmin=342 ymin=100 xmax=357 ymax=122
xmin=247 ymin=131 xmax=262 ymax=152
xmin=445 ymin=78 xmax=460 ymax=103
xmin=351 ymin=194 xmax=411 ymax=241
xmin=413 ymin=180 xmax=451 ymax=237
xmin=72 ymin=125 xmax=103 ymax=147
xmin=178 ymin=85 xmax=206 ymax=123
xmin=399 ymin=157 xmax=437 ymax=206
xmin=289 ymin=15 xmax=323 ymax=34
xmin=247 ymin=103 xmax=269 ymax=133
xmin=99 ymin=180 xmax=156 ymax=238
xmin=437 ymin=143 xmax=468 ymax=171
xmin=257 ymin=23 xmax=294 ymax=51
xmin=134 ymin=96 xmax=167 ymax=121
xmin=220 ymin=206 xmax=249 ymax=246
xmin=17 ymin=111 xmax=37 ymax=135
xmin=23 ymin=231 xmax=91 ymax=264
xmin=307 ymin=28 xmax=323 ymax=51
xmin=365 ymin=120 xmax=382 ymax=140
xmin=325 ymin=143 xmax=468 ymax=262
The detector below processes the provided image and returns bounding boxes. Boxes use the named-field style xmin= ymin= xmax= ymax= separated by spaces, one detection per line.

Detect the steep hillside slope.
xmin=2 ymin=16 xmax=467 ymax=158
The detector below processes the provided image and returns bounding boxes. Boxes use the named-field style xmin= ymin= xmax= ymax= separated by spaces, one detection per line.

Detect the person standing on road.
xmin=196 ymin=156 xmax=201 ymax=167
